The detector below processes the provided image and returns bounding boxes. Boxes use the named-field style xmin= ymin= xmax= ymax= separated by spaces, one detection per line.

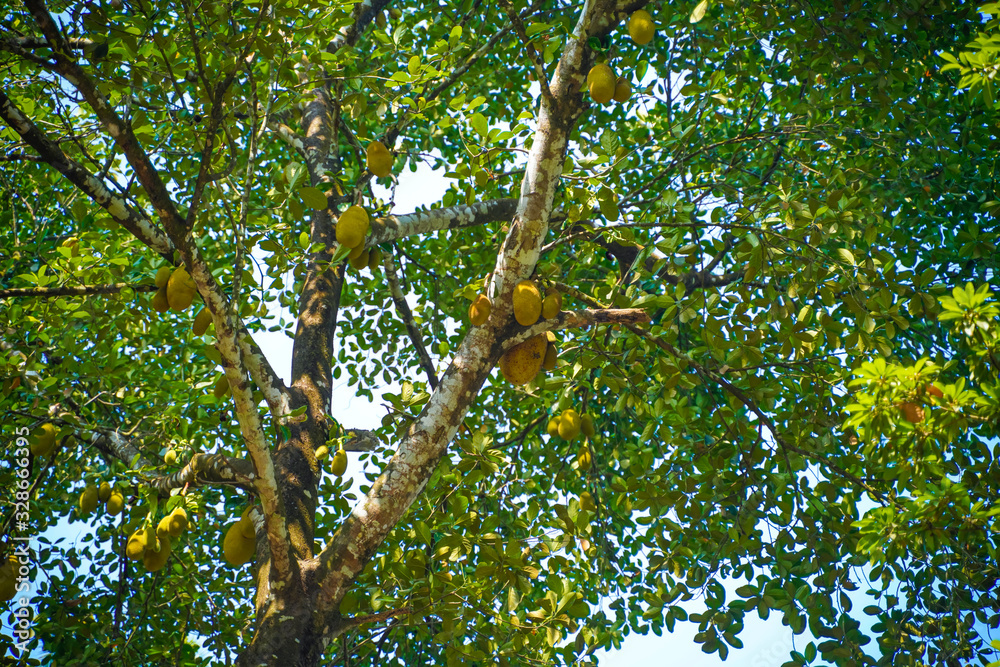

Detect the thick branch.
xmin=0 ymin=283 xmax=157 ymax=299
xmin=311 ymin=0 xmax=632 ymax=648
xmin=367 ymin=198 xmax=517 ymax=247
xmin=148 ymin=452 xmax=256 ymax=494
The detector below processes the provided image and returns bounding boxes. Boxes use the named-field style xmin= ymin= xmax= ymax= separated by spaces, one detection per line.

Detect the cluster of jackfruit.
xmin=336 ymin=205 xmax=382 ymax=274
xmin=316 ymin=444 xmax=349 ymax=477
xmin=480 ymin=280 xmax=562 ymax=386
xmin=152 ymin=266 xmax=198 ymax=313
xmin=587 ymin=10 xmax=655 ymax=105
xmin=78 ymin=481 xmax=125 ymax=518
xmin=126 ymin=506 xmax=186 ymax=572
xmin=547 ymin=409 xmax=598 ymax=471
xmin=222 ymin=507 xmax=257 ymax=567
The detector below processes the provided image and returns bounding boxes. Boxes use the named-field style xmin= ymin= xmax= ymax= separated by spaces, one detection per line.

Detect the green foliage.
xmin=1 ymin=0 xmax=999 ymax=666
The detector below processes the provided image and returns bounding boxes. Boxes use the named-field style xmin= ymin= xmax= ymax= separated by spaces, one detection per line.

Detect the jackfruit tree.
xmin=1 ymin=1 xmax=999 ymax=666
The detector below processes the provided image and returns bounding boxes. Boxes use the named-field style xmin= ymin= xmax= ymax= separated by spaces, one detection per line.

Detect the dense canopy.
xmin=1 ymin=0 xmax=999 ymax=666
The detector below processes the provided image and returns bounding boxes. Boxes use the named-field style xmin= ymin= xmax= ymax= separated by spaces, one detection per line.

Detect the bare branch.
xmin=382 ymin=249 xmax=439 ymax=389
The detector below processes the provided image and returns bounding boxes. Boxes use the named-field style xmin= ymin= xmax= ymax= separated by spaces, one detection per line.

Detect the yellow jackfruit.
xmin=613 ymin=77 xmax=632 ymax=103
xmin=125 ymin=529 xmax=147 ymax=560
xmin=98 ymin=482 xmax=112 ymax=502
xmin=239 ymin=507 xmax=256 ymax=539
xmin=193 ymin=308 xmax=213 ymax=336
xmin=143 ymin=534 xmax=171 ymax=572
xmin=587 ymin=64 xmax=616 ymax=105
xmin=156 ymin=515 xmax=172 ymax=538
xmin=79 ymin=486 xmax=99 ymax=517
xmin=331 ymin=447 xmax=348 ymax=477
xmin=349 ymin=249 xmax=370 ymax=271
xmin=499 ymin=334 xmax=547 ymax=385
xmin=469 ymin=294 xmax=491 ymax=326
xmin=152 ymin=285 xmax=170 ymax=313
xmin=167 ymin=267 xmax=197 ymax=312
xmin=223 ymin=522 xmax=255 ymax=566
xmin=315 ymin=445 xmax=329 ymax=460
xmin=336 ymin=206 xmax=370 ymax=249
xmin=366 ymin=141 xmax=394 ymax=178
xmin=154 ymin=266 xmax=171 ymax=289
xmin=581 ymin=414 xmax=596 ymax=438
xmin=546 ymin=416 xmax=561 ymax=438
xmin=106 ymin=491 xmax=124 ymax=516
xmin=512 ymin=280 xmax=542 ymax=326
xmin=368 ymin=248 xmax=383 ymax=273
xmin=30 ymin=423 xmax=57 ymax=457
xmin=168 ymin=508 xmax=187 ymax=537
xmin=541 ymin=292 xmax=562 ymax=319
xmin=577 ymin=445 xmax=592 ymax=470
xmin=214 ymin=375 xmax=230 ymax=399
xmin=559 ymin=410 xmax=581 ymax=441
xmin=164 ymin=449 xmax=177 ymax=465
xmin=628 ymin=9 xmax=655 ymax=45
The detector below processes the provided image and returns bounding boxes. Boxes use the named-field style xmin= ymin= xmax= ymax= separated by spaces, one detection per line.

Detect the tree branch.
xmin=0 ymin=89 xmax=174 ymax=256
xmin=382 ymin=249 xmax=439 ymax=389
xmin=0 ymin=283 xmax=157 ymax=299
xmin=147 ymin=452 xmax=256 ymax=494
xmin=367 ymin=198 xmax=517 ymax=247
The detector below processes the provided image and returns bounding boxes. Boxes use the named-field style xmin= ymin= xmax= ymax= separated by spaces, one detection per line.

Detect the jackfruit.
xmin=315 ymin=445 xmax=329 ymax=460
xmin=106 ymin=491 xmax=124 ymax=516
xmin=499 ymin=334 xmax=547 ymax=385
xmin=143 ymin=534 xmax=171 ymax=572
xmin=469 ymin=294 xmax=491 ymax=326
xmin=368 ymin=248 xmax=383 ymax=273
xmin=152 ymin=285 xmax=170 ymax=313
xmin=613 ymin=77 xmax=632 ymax=103
xmin=239 ymin=507 xmax=256 ymax=539
xmin=546 ymin=416 xmax=561 ymax=438
xmin=366 ymin=141 xmax=394 ymax=178
xmin=558 ymin=410 xmax=581 ymax=441
xmin=349 ymin=249 xmax=370 ymax=271
xmin=223 ymin=522 xmax=255 ymax=566
xmin=30 ymin=423 xmax=57 ymax=457
xmin=167 ymin=267 xmax=197 ymax=311
xmin=125 ymin=529 xmax=147 ymax=560
xmin=214 ymin=375 xmax=230 ymax=399
xmin=628 ymin=9 xmax=655 ymax=45
xmin=168 ymin=508 xmax=187 ymax=537
xmin=331 ymin=447 xmax=348 ymax=477
xmin=581 ymin=414 xmax=596 ymax=438
xmin=541 ymin=292 xmax=562 ymax=319
xmin=193 ymin=308 xmax=213 ymax=336
xmin=587 ymin=64 xmax=616 ymax=105
xmin=512 ymin=280 xmax=542 ymax=326
xmin=154 ymin=266 xmax=171 ymax=289
xmin=156 ymin=515 xmax=172 ymax=538
xmin=577 ymin=446 xmax=592 ymax=470
xmin=542 ymin=343 xmax=557 ymax=371
xmin=580 ymin=491 xmax=597 ymax=512
xmin=98 ymin=482 xmax=112 ymax=502
xmin=336 ymin=206 xmax=370 ymax=249
xmin=164 ymin=449 xmax=177 ymax=465
xmin=79 ymin=486 xmax=99 ymax=517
